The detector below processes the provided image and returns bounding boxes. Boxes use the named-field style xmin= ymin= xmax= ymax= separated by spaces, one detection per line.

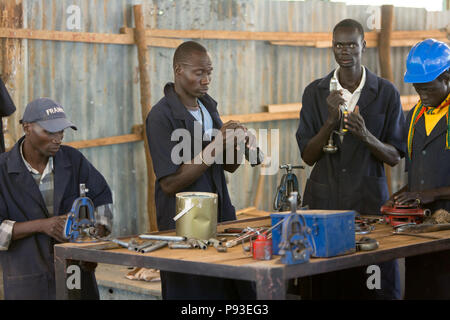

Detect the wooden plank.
xmin=134 ymin=4 xmax=157 ymax=232
xmin=222 ymin=111 xmax=299 ymax=123
xmin=266 ymin=102 xmax=301 ymax=113
xmin=122 ymin=27 xmax=333 ymax=41
xmin=63 ymin=133 xmax=142 ymax=149
xmin=0 ymin=27 xmax=446 ymax=48
xmin=0 ymin=27 xmax=181 ymax=48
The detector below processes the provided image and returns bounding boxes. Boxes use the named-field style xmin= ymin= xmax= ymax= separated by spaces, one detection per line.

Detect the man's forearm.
xmin=361 ymin=132 xmax=401 ymax=167
xmin=12 ymin=219 xmax=45 ymax=241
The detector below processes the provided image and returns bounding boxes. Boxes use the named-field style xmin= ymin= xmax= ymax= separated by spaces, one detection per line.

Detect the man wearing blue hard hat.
xmin=385 ymin=39 xmax=450 ymax=299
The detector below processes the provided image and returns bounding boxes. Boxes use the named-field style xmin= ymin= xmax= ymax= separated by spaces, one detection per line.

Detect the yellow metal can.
xmin=175 ymin=192 xmax=218 ymax=240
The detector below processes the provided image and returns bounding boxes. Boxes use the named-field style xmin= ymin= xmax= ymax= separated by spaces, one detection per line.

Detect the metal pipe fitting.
xmin=140 ymin=241 xmax=168 ymax=253
xmin=196 ymin=239 xmax=208 ymax=250
xmin=139 ymin=234 xmax=187 ymax=242
xmin=169 ymin=242 xmax=193 ymax=249
xmin=187 ymin=238 xmax=199 ymax=248
xmin=207 ymin=238 xmax=223 ymax=247
xmin=134 ymin=240 xmax=155 ymax=252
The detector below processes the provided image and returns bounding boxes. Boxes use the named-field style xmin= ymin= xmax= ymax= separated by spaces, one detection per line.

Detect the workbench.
xmin=54 ymin=217 xmax=450 ymax=299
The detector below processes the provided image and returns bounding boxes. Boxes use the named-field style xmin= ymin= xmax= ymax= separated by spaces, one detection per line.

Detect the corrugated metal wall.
xmin=8 ymin=0 xmax=449 ymax=236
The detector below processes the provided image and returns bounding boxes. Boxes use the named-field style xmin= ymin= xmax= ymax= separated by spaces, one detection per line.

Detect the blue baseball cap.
xmin=20 ymin=98 xmax=77 ymax=132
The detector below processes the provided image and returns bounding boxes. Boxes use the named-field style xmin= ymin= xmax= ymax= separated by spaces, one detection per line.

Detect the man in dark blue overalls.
xmin=385 ymin=39 xmax=450 ymax=299
xmin=296 ymin=19 xmax=406 ymax=299
xmin=146 ymin=41 xmax=257 ymax=299
xmin=0 ymin=98 xmax=113 ymax=299
xmin=0 ymin=78 xmax=16 ymax=153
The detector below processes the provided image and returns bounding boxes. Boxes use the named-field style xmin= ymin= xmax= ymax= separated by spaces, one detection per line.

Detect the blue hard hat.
xmin=404 ymin=38 xmax=450 ymax=83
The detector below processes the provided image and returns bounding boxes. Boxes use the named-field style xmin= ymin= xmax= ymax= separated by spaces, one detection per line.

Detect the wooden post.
xmin=378 ymin=5 xmax=394 ymax=195
xmin=133 ymin=5 xmax=157 ymax=232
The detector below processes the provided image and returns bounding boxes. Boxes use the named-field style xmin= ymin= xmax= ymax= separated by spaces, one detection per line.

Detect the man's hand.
xmin=40 ymin=214 xmax=68 ymax=243
xmin=394 ymin=190 xmax=436 ymax=207
xmin=326 ymin=90 xmax=345 ymax=126
xmin=344 ymin=106 xmax=370 ymax=140
xmin=218 ymin=120 xmax=248 ymax=150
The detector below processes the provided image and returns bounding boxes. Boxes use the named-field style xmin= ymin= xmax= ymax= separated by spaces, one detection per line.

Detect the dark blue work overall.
xmin=296 ymin=68 xmax=406 ymax=299
xmin=146 ymin=83 xmax=255 ymax=299
xmin=0 ymin=77 xmax=16 ymax=153
xmin=404 ymin=109 xmax=450 ymax=299
xmin=0 ymin=137 xmax=113 ymax=299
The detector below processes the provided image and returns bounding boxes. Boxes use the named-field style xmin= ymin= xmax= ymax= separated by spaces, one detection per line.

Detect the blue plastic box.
xmin=270 ymin=210 xmax=356 ymax=258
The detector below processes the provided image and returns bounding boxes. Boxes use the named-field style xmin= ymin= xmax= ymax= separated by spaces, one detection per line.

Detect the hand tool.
xmin=356 ymin=237 xmax=379 ymax=251
xmin=244 ymin=144 xmax=264 ymax=167
xmin=224 ymin=227 xmax=266 ymax=248
xmin=380 ymin=204 xmax=431 ymax=226
xmin=273 ymin=164 xmax=304 ymax=212
xmin=393 ymin=223 xmax=450 ymax=234
xmin=391 ymin=231 xmax=440 ymax=240
xmin=323 ymin=77 xmax=347 ymax=154
xmin=278 ymin=192 xmax=314 ymax=265
xmin=63 ymin=184 xmax=97 ymax=243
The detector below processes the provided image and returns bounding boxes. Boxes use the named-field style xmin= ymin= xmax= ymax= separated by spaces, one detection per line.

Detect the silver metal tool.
xmin=392 ymin=231 xmax=440 ymax=240
xmin=323 ymin=77 xmax=348 ymax=154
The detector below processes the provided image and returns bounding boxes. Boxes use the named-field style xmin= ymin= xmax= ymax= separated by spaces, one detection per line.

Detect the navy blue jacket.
xmin=404 ymin=106 xmax=450 ymax=299
xmin=0 ymin=137 xmax=112 ymax=299
xmin=296 ymin=68 xmax=406 ymax=214
xmin=0 ymin=78 xmax=16 ymax=153
xmin=405 ymin=109 xmax=450 ymax=212
xmin=146 ymin=83 xmax=236 ymax=231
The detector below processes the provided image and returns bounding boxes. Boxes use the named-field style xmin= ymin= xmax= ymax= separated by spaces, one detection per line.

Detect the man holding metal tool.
xmin=146 ymin=41 xmax=258 ymax=299
xmin=295 ymin=19 xmax=406 ymax=299
xmin=0 ymin=98 xmax=113 ymax=299
xmin=384 ymin=39 xmax=450 ymax=299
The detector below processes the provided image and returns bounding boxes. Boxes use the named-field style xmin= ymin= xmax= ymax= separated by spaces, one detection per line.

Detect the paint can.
xmin=175 ymin=192 xmax=218 ymax=240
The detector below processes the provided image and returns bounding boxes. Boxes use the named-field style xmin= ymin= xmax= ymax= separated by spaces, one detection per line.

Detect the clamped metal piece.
xmin=273 ymin=164 xmax=304 ymax=212
xmin=278 ymin=192 xmax=314 ymax=265
xmin=63 ymin=184 xmax=97 ymax=243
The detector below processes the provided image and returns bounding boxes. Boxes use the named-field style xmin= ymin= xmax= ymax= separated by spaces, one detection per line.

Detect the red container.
xmin=252 ymin=234 xmax=272 ymax=260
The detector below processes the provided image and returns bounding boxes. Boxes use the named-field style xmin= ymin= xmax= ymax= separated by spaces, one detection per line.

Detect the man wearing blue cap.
xmin=0 ymin=98 xmax=113 ymax=299
xmin=385 ymin=39 xmax=450 ymax=299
